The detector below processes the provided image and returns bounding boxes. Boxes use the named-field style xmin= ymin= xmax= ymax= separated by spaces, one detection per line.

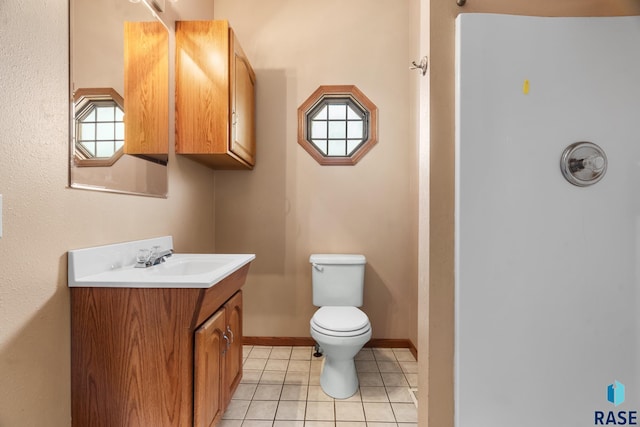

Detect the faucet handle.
xmin=136 ymin=248 xmax=151 ymax=263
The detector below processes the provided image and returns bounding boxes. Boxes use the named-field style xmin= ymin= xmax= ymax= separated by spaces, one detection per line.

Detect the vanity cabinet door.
xmin=194 ymin=308 xmax=226 ymax=427
xmin=224 ymin=291 xmax=243 ymax=403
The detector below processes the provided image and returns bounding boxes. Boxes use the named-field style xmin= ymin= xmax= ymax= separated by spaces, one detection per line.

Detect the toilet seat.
xmin=311 ymin=306 xmax=371 ymax=337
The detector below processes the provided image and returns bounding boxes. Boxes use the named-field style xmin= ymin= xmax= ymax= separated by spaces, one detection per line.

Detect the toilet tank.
xmin=310 ymin=254 xmax=366 ymax=307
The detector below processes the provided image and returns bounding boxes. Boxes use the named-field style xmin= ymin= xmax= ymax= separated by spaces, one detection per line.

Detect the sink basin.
xmin=149 ymin=256 xmax=232 ymax=277
xmin=68 ymin=236 xmax=255 ymax=288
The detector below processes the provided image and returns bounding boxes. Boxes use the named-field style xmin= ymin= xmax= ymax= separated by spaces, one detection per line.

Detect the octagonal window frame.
xmin=73 ymin=88 xmax=125 ymax=167
xmin=298 ymin=85 xmax=378 ymax=165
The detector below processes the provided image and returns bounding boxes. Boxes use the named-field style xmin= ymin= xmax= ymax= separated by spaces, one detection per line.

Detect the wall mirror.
xmin=70 ymin=0 xmax=169 ymax=197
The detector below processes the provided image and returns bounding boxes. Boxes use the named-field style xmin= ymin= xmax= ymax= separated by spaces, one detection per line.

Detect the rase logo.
xmin=609 ymin=381 xmax=627 ymax=407
xmin=595 ymin=381 xmax=637 ymax=425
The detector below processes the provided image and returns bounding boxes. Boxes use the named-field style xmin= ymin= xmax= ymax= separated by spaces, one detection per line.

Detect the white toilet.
xmin=309 ymin=254 xmax=372 ymax=399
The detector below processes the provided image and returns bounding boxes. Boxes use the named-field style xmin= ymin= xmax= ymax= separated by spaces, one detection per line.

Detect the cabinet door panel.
xmin=224 ymin=291 xmax=243 ymax=403
xmin=230 ymin=36 xmax=256 ymax=166
xmin=194 ymin=309 xmax=226 ymax=427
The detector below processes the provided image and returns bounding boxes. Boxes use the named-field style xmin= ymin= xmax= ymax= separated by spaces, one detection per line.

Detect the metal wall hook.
xmin=457 ymin=0 xmax=466 ymax=6
xmin=410 ymin=56 xmax=428 ymax=76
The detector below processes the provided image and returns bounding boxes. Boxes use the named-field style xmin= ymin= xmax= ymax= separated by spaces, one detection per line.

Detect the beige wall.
xmin=0 ymin=1 xmax=216 ymax=426
xmin=212 ymin=0 xmax=419 ymax=343
xmin=423 ymin=1 xmax=640 ymax=426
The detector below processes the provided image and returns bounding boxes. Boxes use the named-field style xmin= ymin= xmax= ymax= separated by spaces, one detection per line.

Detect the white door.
xmin=456 ymin=14 xmax=640 ymax=427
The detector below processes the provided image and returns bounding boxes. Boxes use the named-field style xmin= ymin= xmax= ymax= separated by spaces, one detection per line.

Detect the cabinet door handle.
xmin=222 ymin=333 xmax=230 ymax=354
xmin=226 ymin=326 xmax=234 ymax=343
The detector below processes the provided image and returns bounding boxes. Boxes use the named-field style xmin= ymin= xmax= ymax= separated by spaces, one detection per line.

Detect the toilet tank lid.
xmin=309 ymin=254 xmax=366 ymax=265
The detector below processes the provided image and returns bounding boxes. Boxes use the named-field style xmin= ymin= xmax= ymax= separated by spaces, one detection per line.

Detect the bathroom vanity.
xmin=68 ymin=237 xmax=254 ymax=427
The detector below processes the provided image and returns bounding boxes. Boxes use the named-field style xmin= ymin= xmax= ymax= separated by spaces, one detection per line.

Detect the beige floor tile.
xmin=335 ymin=401 xmax=365 ymax=422
xmin=275 ymin=400 xmax=306 ymax=420
xmin=290 ymin=347 xmax=313 ymax=360
xmin=399 ymin=362 xmax=418 ymax=374
xmin=241 ymin=369 xmax=263 ymax=384
xmin=265 ymin=358 xmax=290 ymax=371
xmin=356 ymin=360 xmax=379 ymax=373
xmin=232 ymin=383 xmax=257 ymax=400
xmin=222 ymin=400 xmax=250 ymax=420
xmin=287 ymin=360 xmax=311 ymax=372
xmin=225 ymin=346 xmax=418 ymax=426
xmin=241 ymin=421 xmax=273 ymax=427
xmin=392 ymin=349 xmax=415 ymax=362
xmin=363 ymin=402 xmax=396 ymax=422
xmin=244 ymin=358 xmax=268 ymax=370
xmin=249 ymin=346 xmax=273 ymax=359
xmin=307 ymin=385 xmax=334 ymax=402
xmin=245 ymin=400 xmax=278 ymax=420
xmin=253 ymin=384 xmax=283 ymax=401
xmin=219 ymin=419 xmax=243 ymax=427
xmin=391 ymin=403 xmax=417 ymax=423
xmin=343 ymin=389 xmax=362 ymax=402
xmin=355 ymin=348 xmax=375 ymax=360
xmin=310 ymin=359 xmax=324 ymax=374
xmin=305 ymin=401 xmax=335 ymax=421
xmin=309 ymin=372 xmax=322 ymax=385
xmin=305 ymin=422 xmax=335 ymax=427
xmin=385 ymin=387 xmax=413 ymax=403
xmin=260 ymin=371 xmax=286 ymax=384
xmin=273 ymin=421 xmax=304 ymax=427
xmin=366 ymin=423 xmax=398 ymax=427
xmin=381 ymin=373 xmax=408 ymax=387
xmin=284 ymin=371 xmax=309 ymax=385
xmin=404 ymin=373 xmax=418 ymax=388
xmin=280 ymin=384 xmax=308 ymax=401
xmin=372 ymin=348 xmax=396 ymax=362
xmin=358 ymin=372 xmax=384 ymax=387
xmin=377 ymin=361 xmax=402 ymax=373
xmin=270 ymin=347 xmax=293 ymax=359
xmin=360 ymin=387 xmax=389 ymax=403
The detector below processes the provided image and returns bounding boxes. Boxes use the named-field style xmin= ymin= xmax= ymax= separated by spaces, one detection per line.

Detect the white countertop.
xmin=68 ymin=236 xmax=255 ymax=288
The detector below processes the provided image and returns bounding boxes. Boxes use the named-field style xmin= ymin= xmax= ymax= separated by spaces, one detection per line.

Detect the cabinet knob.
xmin=226 ymin=326 xmax=234 ymax=343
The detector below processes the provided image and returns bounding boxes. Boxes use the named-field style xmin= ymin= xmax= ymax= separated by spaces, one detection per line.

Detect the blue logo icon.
xmin=608 ymin=381 xmax=626 ymax=407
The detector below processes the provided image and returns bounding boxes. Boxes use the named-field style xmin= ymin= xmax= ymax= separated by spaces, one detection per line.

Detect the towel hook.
xmin=410 ymin=56 xmax=428 ymax=76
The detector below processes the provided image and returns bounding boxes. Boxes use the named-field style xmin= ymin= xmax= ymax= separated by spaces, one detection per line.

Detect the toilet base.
xmin=320 ymin=357 xmax=359 ymax=399
xmin=310 ymin=325 xmax=372 ymax=400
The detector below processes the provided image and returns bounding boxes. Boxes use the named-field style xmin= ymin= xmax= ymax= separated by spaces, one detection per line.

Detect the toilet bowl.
xmin=310 ymin=306 xmax=372 ymax=399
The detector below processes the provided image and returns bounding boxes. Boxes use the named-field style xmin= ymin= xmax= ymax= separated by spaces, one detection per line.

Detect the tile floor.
xmin=220 ymin=345 xmax=418 ymax=427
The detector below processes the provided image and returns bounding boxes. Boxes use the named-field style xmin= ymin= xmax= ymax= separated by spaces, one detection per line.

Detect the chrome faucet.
xmin=135 ymin=247 xmax=174 ymax=268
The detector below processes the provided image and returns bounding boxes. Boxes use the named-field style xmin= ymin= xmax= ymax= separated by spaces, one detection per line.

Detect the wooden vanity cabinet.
xmin=175 ymin=20 xmax=256 ymax=170
xmin=70 ymin=266 xmax=248 ymax=427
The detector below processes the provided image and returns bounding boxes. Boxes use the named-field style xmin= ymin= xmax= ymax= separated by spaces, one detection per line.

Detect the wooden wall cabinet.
xmin=176 ymin=20 xmax=256 ymax=170
xmin=71 ymin=266 xmax=248 ymax=427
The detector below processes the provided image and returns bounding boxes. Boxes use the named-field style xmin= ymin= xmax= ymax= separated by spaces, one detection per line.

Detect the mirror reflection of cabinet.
xmin=123 ymin=21 xmax=169 ymax=160
xmin=69 ymin=0 xmax=168 ymax=197
xmin=175 ymin=20 xmax=256 ymax=170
